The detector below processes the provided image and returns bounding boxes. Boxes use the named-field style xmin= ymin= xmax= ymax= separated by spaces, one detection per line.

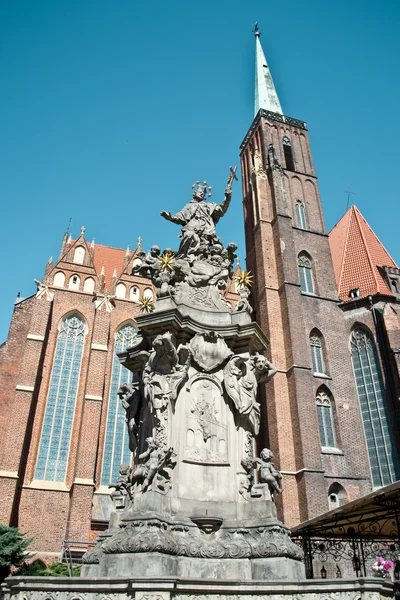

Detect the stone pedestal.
xmin=82 ymin=298 xmax=302 ymax=580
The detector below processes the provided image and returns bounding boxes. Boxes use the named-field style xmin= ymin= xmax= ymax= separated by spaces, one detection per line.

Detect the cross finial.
xmin=236 ymin=257 xmax=240 ymax=266
xmin=137 ymin=236 xmax=142 ymax=246
xmin=80 ymin=225 xmax=86 ymax=234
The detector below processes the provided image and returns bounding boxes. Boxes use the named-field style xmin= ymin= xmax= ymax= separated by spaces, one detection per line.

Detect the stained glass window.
xmin=298 ymin=253 xmax=315 ymax=294
xmin=35 ymin=315 xmax=86 ymax=481
xmin=295 ymin=200 xmax=307 ymax=230
xmin=310 ymin=333 xmax=325 ymax=374
xmin=316 ymin=390 xmax=336 ymax=448
xmin=101 ymin=324 xmax=137 ymax=486
xmin=351 ymin=327 xmax=399 ymax=487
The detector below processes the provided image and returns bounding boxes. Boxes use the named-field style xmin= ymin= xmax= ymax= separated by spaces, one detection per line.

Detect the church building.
xmin=0 ymin=32 xmax=399 ymax=562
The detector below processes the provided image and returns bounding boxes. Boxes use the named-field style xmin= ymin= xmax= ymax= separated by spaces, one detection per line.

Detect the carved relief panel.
xmin=184 ymin=373 xmax=228 ymax=465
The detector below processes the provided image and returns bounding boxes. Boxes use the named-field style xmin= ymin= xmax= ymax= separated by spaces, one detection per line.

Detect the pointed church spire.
xmin=254 ymin=26 xmax=283 ymax=117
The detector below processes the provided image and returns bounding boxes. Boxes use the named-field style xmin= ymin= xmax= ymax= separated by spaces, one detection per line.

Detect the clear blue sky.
xmin=1 ymin=0 xmax=399 ymax=341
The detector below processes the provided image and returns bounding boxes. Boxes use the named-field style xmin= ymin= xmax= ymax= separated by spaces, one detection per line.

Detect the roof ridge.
xmin=353 ymin=206 xmax=381 ymax=292
xmin=337 ymin=207 xmax=353 ymax=295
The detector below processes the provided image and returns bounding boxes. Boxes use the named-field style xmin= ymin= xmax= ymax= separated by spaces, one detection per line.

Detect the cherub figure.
xmin=132 ymin=246 xmax=161 ymax=278
xmin=254 ymin=448 xmax=282 ymax=496
xmin=108 ymin=464 xmax=133 ymax=499
xmin=131 ymin=437 xmax=176 ymax=492
xmin=223 ymin=353 xmax=277 ymax=435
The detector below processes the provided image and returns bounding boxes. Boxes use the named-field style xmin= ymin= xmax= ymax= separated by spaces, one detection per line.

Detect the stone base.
xmin=82 ymin=552 xmax=304 ymax=580
xmin=2 ymin=576 xmax=395 ymax=600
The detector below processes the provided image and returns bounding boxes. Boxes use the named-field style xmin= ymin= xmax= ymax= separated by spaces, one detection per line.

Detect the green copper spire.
xmin=254 ymin=25 xmax=283 ymax=117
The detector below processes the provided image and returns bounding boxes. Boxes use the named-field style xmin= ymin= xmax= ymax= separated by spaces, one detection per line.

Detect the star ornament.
xmin=139 ymin=297 xmax=155 ymax=313
xmin=235 ymin=270 xmax=254 ymax=289
xmin=160 ymin=253 xmax=175 ymax=272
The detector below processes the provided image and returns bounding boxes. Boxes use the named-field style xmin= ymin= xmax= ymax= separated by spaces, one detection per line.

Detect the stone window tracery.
xmin=316 ymin=390 xmax=336 ymax=448
xmin=35 ymin=315 xmax=86 ymax=481
xmin=295 ymin=200 xmax=307 ymax=230
xmin=350 ymin=327 xmax=398 ymax=487
xmin=298 ymin=252 xmax=315 ymax=294
xmin=101 ymin=323 xmax=137 ymax=486
xmin=310 ymin=332 xmax=325 ymax=374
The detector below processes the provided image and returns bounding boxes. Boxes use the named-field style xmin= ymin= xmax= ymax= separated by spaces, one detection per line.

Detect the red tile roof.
xmin=88 ymin=243 xmax=131 ymax=289
xmin=329 ymin=206 xmax=397 ymax=302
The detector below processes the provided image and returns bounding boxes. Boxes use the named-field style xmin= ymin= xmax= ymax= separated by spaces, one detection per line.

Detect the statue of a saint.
xmin=223 ymin=354 xmax=277 ymax=435
xmin=160 ymin=184 xmax=232 ymax=257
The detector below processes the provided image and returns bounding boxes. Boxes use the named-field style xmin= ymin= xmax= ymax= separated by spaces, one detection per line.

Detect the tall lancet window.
xmin=295 ymin=200 xmax=307 ymax=230
xmin=310 ymin=331 xmax=326 ymax=375
xmin=35 ymin=315 xmax=86 ymax=481
xmin=298 ymin=252 xmax=315 ymax=294
xmin=316 ymin=389 xmax=336 ymax=449
xmin=101 ymin=323 xmax=137 ymax=486
xmin=350 ymin=327 xmax=399 ymax=487
xmin=283 ymin=136 xmax=295 ymax=171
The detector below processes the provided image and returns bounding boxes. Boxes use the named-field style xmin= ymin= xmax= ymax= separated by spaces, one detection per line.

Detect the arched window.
xmin=130 ymin=286 xmax=140 ymax=302
xmin=310 ymin=331 xmax=326 ymax=374
xmin=316 ymin=389 xmax=336 ymax=448
xmin=68 ymin=274 xmax=80 ymax=290
xmin=101 ymin=324 xmax=137 ymax=486
xmin=295 ymin=200 xmax=307 ymax=229
xmin=73 ymin=246 xmax=85 ymax=264
xmin=298 ymin=253 xmax=315 ymax=294
xmin=350 ymin=327 xmax=399 ymax=487
xmin=35 ymin=315 xmax=86 ymax=481
xmin=328 ymin=483 xmax=347 ymax=510
xmin=143 ymin=288 xmax=154 ymax=301
xmin=283 ymin=136 xmax=295 ymax=171
xmin=83 ymin=277 xmax=95 ymax=293
xmin=115 ymin=283 xmax=126 ymax=299
xmin=53 ymin=272 xmax=65 ymax=287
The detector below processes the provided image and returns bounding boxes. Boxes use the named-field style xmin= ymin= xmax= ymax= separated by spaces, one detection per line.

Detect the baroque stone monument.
xmin=81 ymin=170 xmax=304 ymax=581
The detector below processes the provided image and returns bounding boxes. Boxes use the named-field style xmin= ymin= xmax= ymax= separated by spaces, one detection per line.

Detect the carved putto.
xmin=254 ymin=448 xmax=282 ymax=497
xmin=223 ymin=354 xmax=277 ymax=435
xmin=130 ymin=437 xmax=176 ymax=493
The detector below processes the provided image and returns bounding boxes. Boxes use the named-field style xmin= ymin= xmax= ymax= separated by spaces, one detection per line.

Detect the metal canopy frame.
xmin=291 ymin=481 xmax=400 ymax=578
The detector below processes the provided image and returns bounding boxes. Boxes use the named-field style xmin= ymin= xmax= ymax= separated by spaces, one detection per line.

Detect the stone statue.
xmin=132 ymin=245 xmax=161 ymax=278
xmin=160 ymin=183 xmax=232 ymax=257
xmin=223 ymin=354 xmax=277 ymax=435
xmin=236 ymin=286 xmax=253 ymax=314
xmin=118 ymin=381 xmax=141 ymax=452
xmin=254 ymin=448 xmax=282 ymax=496
xmin=131 ymin=437 xmax=176 ymax=493
xmin=108 ymin=463 xmax=133 ymax=499
xmin=142 ymin=332 xmax=191 ymax=413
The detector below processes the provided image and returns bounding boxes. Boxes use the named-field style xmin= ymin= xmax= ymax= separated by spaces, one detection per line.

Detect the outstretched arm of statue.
xmin=214 ymin=187 xmax=233 ymax=222
xmin=160 ymin=210 xmax=186 ymax=225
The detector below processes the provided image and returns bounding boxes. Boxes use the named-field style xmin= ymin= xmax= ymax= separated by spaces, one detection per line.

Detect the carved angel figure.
xmin=254 ymin=448 xmax=282 ymax=496
xmin=117 ymin=381 xmax=141 ymax=452
xmin=142 ymin=332 xmax=191 ymax=412
xmin=223 ymin=354 xmax=277 ymax=435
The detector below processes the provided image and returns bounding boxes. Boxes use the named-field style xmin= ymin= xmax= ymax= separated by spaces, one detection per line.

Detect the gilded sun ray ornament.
xmin=235 ymin=270 xmax=254 ymax=289
xmin=159 ymin=253 xmax=175 ymax=272
xmin=139 ymin=297 xmax=155 ymax=313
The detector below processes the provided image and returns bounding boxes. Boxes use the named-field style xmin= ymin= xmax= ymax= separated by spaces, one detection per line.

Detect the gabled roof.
xmin=88 ymin=243 xmax=131 ymax=289
xmin=329 ymin=205 xmax=397 ymax=302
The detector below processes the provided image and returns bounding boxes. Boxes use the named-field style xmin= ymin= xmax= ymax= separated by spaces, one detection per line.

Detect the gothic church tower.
xmin=241 ymin=30 xmax=373 ymax=526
